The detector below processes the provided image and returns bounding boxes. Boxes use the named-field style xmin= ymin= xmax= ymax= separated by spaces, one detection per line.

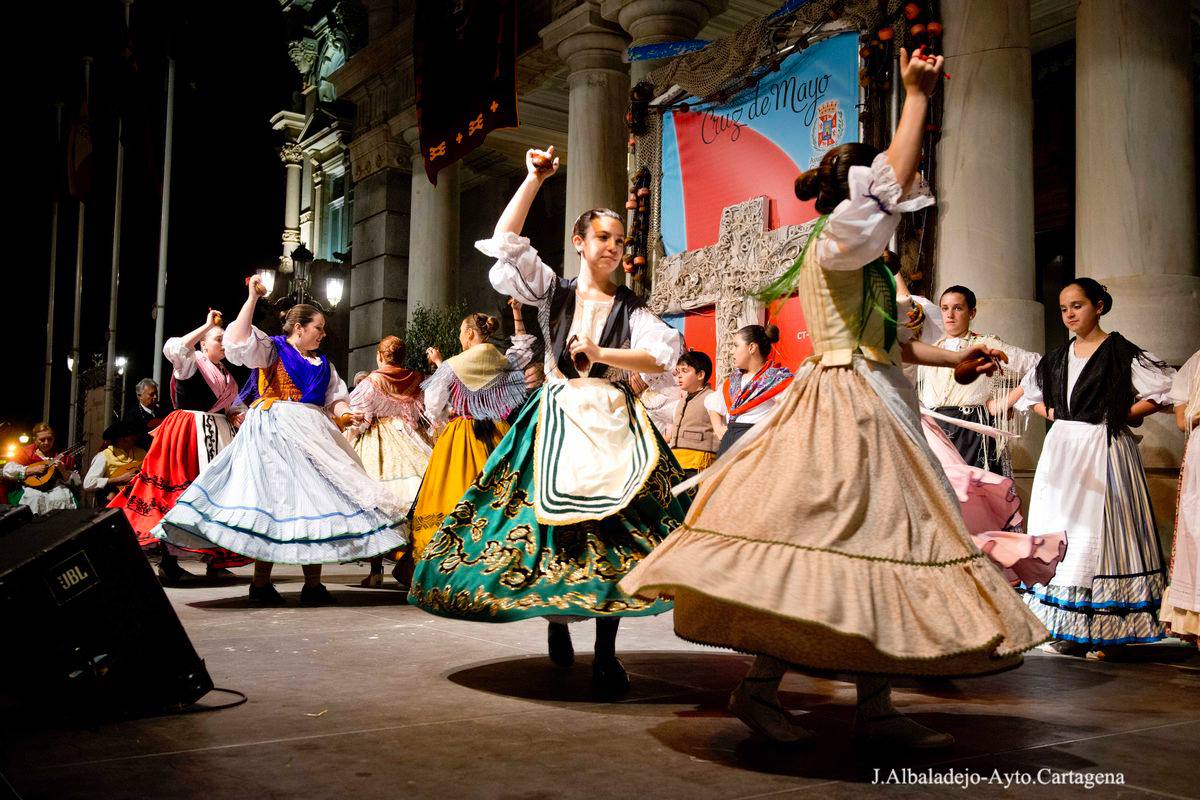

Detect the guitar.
xmin=22 ymin=442 xmax=87 ymax=489
xmin=107 ymin=457 xmax=145 ymax=484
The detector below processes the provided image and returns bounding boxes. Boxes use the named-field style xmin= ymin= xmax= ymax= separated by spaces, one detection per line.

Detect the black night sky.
xmin=7 ymin=0 xmax=296 ymax=436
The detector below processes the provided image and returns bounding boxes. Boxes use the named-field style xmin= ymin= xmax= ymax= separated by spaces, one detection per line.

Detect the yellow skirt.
xmin=672 ymin=448 xmax=716 ymax=473
xmin=410 ymin=417 xmax=509 ymax=556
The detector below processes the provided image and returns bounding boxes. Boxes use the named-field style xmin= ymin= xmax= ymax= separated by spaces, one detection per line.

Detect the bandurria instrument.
xmin=22 ymin=442 xmax=88 ymax=489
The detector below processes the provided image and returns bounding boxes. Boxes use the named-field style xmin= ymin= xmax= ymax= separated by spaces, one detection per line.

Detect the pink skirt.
xmin=921 ymin=415 xmax=1065 ymax=588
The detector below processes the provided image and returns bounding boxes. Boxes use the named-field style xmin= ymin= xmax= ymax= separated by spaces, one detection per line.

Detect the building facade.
xmin=272 ymin=0 xmax=1198 ymax=524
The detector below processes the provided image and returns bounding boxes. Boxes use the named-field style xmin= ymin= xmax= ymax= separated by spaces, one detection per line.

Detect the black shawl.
xmin=1035 ymin=331 xmax=1167 ymax=441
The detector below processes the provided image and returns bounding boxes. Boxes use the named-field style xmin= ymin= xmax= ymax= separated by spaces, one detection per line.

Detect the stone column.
xmin=280 ymin=142 xmax=305 ymax=266
xmin=310 ymin=164 xmax=325 ymax=259
xmin=1076 ymin=0 xmax=1198 ymax=523
xmin=600 ymin=0 xmax=726 ymax=84
xmin=347 ymin=133 xmax=410 ymax=377
xmin=1077 ymin=0 xmax=1199 ymax=366
xmin=542 ymin=2 xmax=631 ymax=277
xmin=936 ymin=0 xmax=1043 ymax=470
xmin=403 ymin=126 xmax=460 ymax=313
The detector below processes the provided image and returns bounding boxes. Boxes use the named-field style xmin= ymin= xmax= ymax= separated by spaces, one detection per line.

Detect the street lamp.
xmin=257 ymin=244 xmax=344 ymax=311
xmin=325 ymin=275 xmax=344 ymax=308
xmin=115 ymin=356 xmax=128 ymax=418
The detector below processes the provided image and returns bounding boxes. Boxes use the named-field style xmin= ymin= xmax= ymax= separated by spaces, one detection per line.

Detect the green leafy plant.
xmin=403 ymin=301 xmax=469 ymax=372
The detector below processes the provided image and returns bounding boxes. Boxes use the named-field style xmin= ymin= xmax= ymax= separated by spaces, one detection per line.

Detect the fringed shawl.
xmin=423 ymin=343 xmax=528 ymax=423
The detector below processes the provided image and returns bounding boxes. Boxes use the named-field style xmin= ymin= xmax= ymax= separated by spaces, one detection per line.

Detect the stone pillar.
xmin=347 ymin=135 xmax=410 ymax=377
xmin=936 ymin=0 xmax=1043 ymax=470
xmin=542 ymin=2 xmax=631 ymax=277
xmin=1076 ymin=0 xmax=1198 ymax=526
xmin=403 ymin=126 xmax=460 ymax=313
xmin=1076 ymin=0 xmax=1199 ymax=366
xmin=280 ymin=142 xmax=305 ymax=266
xmin=310 ymin=164 xmax=325 ymax=259
xmin=600 ymin=0 xmax=726 ymax=84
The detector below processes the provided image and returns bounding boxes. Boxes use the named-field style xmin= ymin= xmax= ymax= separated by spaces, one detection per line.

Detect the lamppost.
xmin=254 ymin=244 xmax=345 ymax=312
xmin=115 ymin=356 xmax=128 ymax=419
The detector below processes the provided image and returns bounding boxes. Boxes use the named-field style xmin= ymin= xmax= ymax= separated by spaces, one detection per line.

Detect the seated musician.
xmin=83 ymin=420 xmax=146 ymax=504
xmin=1 ymin=423 xmax=80 ymax=514
xmin=130 ymin=378 xmax=167 ymax=449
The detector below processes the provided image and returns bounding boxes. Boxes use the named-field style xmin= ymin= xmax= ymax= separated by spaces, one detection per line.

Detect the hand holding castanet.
xmin=246 ymin=275 xmax=268 ymax=298
xmin=527 ymin=146 xmax=559 ymax=180
xmin=953 ymin=346 xmax=1008 ymax=385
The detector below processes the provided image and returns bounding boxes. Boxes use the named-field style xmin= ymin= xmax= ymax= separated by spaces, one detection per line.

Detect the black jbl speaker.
xmin=0 ymin=508 xmax=213 ymax=716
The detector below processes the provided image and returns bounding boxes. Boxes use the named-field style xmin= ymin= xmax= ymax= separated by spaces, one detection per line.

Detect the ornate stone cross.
xmin=647 ymin=197 xmax=817 ymax=381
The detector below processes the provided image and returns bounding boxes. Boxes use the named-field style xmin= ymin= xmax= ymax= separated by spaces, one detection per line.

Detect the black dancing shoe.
xmin=157 ymin=562 xmax=196 ymax=587
xmin=299 ymin=583 xmax=338 ymax=607
xmin=205 ymin=566 xmax=235 ymax=579
xmin=591 ymin=656 xmax=631 ymax=698
xmin=248 ymin=582 xmax=287 ymax=606
xmin=547 ymin=622 xmax=575 ymax=667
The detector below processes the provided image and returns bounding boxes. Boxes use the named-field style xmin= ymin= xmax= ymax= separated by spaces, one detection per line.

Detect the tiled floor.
xmin=3 ymin=564 xmax=1197 ymax=799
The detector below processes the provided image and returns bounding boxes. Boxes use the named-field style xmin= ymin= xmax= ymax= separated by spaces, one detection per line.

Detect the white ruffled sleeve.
xmin=2 ymin=461 xmax=25 ymax=480
xmin=224 ymin=326 xmax=277 ymax=369
xmin=324 ymin=363 xmax=349 ymax=409
xmin=163 ymin=337 xmax=198 ymax=380
xmin=1014 ymin=367 xmax=1043 ymax=411
xmin=704 ymin=387 xmax=728 ymax=418
xmin=505 ymin=333 xmax=536 ymax=371
xmin=478 ymin=232 xmax=557 ymax=308
xmin=421 ymin=366 xmax=454 ymax=427
xmin=1132 ymin=354 xmax=1175 ymax=405
xmin=914 ymin=295 xmax=945 ymax=344
xmin=630 ymin=308 xmax=683 ymax=374
xmin=1169 ymin=351 xmax=1199 ymax=405
xmin=816 ymin=153 xmax=935 ymax=272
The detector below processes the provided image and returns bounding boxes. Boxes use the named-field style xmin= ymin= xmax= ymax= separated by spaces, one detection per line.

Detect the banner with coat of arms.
xmin=658 ymin=32 xmax=860 ymax=255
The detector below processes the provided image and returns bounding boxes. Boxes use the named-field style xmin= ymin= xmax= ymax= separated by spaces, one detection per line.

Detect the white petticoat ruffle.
xmin=154 ymin=401 xmax=407 ymax=565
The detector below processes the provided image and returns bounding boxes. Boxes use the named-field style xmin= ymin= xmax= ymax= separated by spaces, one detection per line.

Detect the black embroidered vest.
xmin=543 ymin=277 xmax=643 ymax=380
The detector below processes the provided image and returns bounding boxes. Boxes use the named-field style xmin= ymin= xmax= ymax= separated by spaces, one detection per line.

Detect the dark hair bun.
xmin=1069 ymin=277 xmax=1115 ymax=316
xmin=795 ymin=169 xmax=820 ymax=201
xmin=764 ymin=324 xmax=780 ymax=344
xmin=279 ymin=309 xmax=289 ymax=327
xmin=485 ymin=315 xmax=500 ymax=334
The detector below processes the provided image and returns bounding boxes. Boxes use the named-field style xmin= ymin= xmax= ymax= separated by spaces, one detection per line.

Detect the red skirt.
xmin=110 ymin=409 xmax=251 ymax=569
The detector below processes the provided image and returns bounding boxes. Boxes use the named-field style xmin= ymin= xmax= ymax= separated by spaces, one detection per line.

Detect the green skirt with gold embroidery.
xmin=408 ymin=385 xmax=688 ymax=622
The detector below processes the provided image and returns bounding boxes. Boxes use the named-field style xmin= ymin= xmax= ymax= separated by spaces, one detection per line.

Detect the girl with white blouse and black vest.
xmin=1016 ymin=278 xmax=1175 ymax=656
xmin=408 ymin=146 xmax=687 ymax=697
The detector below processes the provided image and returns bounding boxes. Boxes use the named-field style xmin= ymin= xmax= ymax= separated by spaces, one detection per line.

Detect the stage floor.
xmin=4 ymin=563 xmax=1198 ymax=800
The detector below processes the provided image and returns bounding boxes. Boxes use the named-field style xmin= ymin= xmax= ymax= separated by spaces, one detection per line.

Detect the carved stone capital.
xmin=541 ymin=1 xmax=629 ymax=75
xmin=280 ymin=143 xmax=305 ymax=165
xmin=599 ymin=0 xmax=726 ymax=45
xmin=282 ymin=228 xmax=302 ymax=244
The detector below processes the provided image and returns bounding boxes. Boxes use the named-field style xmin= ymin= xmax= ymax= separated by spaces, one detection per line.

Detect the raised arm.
xmin=178 ymin=309 xmax=222 ymax=351
xmin=886 ymin=48 xmax=943 ymax=194
xmin=495 ymin=147 xmax=558 ymax=237
xmin=227 ymin=276 xmax=266 ymax=346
